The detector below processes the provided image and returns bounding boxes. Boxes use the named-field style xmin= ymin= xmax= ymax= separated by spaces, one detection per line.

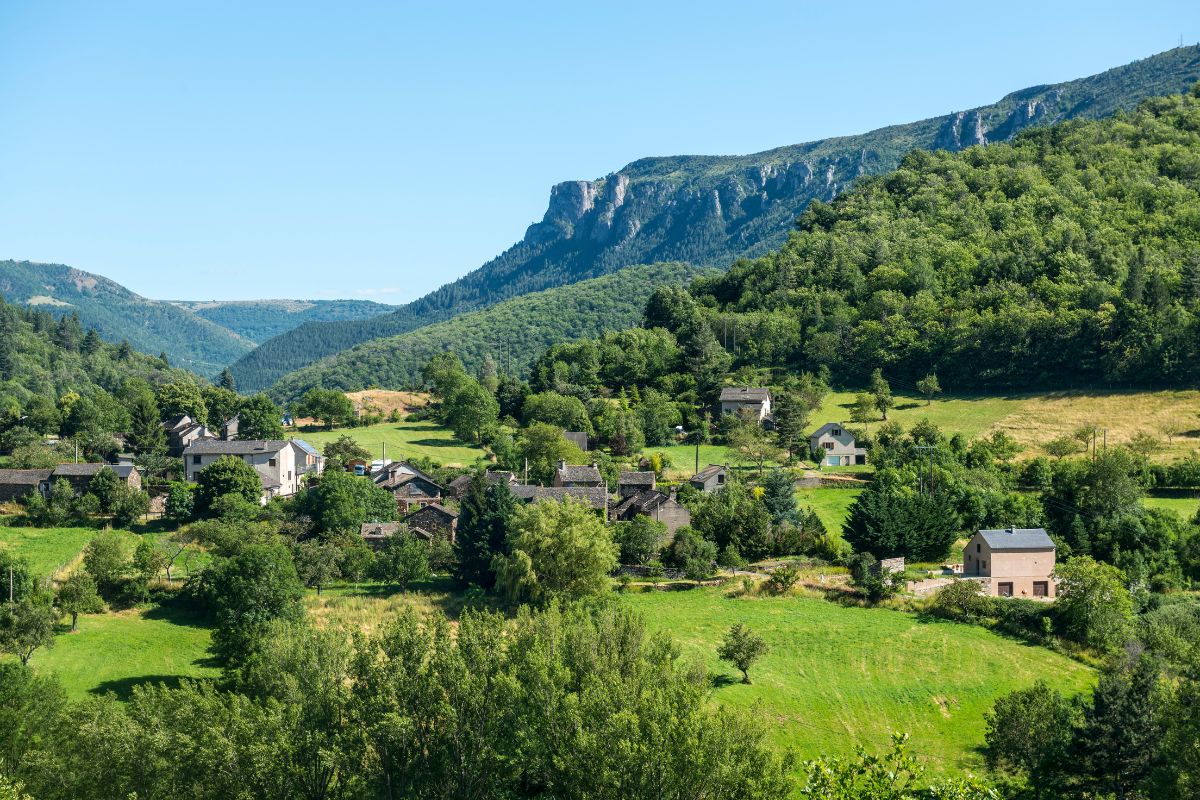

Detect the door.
xmin=997 ymin=582 xmax=1014 ymax=597
xmin=1033 ymin=581 xmax=1048 ymax=597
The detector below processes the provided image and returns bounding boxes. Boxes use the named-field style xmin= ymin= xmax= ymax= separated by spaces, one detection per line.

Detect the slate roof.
xmin=511 ymin=485 xmax=609 ymax=510
xmin=405 ymin=503 xmax=458 ymax=522
xmin=613 ymin=489 xmax=672 ymax=517
xmin=0 ymin=469 xmax=53 ymax=485
xmin=691 ymin=464 xmax=726 ymax=482
xmin=360 ymin=522 xmax=402 ymax=542
xmin=719 ymin=387 xmax=771 ymax=403
xmin=557 ymin=463 xmax=602 ymax=484
xmin=978 ymin=528 xmax=1056 ymax=551
xmin=183 ymin=439 xmax=290 ymax=455
xmin=619 ymin=471 xmax=656 ymax=486
xmin=52 ymin=463 xmax=137 ymax=480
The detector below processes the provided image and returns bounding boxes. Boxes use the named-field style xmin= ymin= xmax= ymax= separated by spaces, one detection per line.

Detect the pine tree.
xmin=127 ymin=391 xmax=166 ymax=455
xmin=218 ymin=368 xmax=237 ymax=393
xmin=761 ymin=469 xmax=799 ymax=525
xmin=1075 ymin=655 xmax=1165 ymax=799
xmin=453 ymin=473 xmax=515 ymax=588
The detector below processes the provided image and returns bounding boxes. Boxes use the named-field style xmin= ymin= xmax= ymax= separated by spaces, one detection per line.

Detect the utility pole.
xmin=914 ymin=445 xmax=935 ymax=495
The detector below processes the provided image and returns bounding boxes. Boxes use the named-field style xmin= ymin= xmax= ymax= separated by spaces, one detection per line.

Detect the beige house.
xmin=809 ymin=422 xmax=868 ymax=467
xmin=183 ymin=439 xmax=304 ymax=501
xmin=963 ymin=527 xmax=1056 ymax=598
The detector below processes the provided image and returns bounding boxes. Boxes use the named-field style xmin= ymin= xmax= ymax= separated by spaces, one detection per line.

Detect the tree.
xmin=493 ymin=497 xmax=617 ymax=605
xmin=195 ymin=456 xmax=263 ymax=515
xmin=374 ymin=533 xmax=431 ymax=592
xmin=843 ymin=486 xmax=960 ymax=562
xmin=322 ymin=434 xmax=371 ymax=469
xmin=690 ymin=482 xmax=773 ymax=561
xmin=297 ymin=470 xmax=395 ymax=534
xmin=1053 ymin=556 xmax=1134 ymax=652
xmin=110 ymin=486 xmax=150 ymax=527
xmin=612 ymin=516 xmax=665 ymax=565
xmin=513 ymin=422 xmax=581 ymax=485
xmin=218 ymin=368 xmax=237 ymax=392
xmin=291 ymin=540 xmax=342 ymax=595
xmin=236 ymin=394 xmax=283 ymax=440
xmin=0 ymin=552 xmax=34 ymax=604
xmin=156 ymin=381 xmax=207 ymax=422
xmin=1074 ymin=655 xmax=1165 ymax=800
xmin=717 ymin=622 xmax=768 ymax=684
xmin=727 ymin=415 xmax=783 ymax=477
xmin=870 ymin=369 xmax=895 ymax=421
xmin=339 ymin=541 xmax=375 ymax=588
xmin=293 ymin=388 xmax=355 ymax=430
xmin=522 ymin=391 xmax=591 ymax=432
xmin=55 ymin=572 xmax=104 ymax=631
xmin=772 ymin=390 xmax=813 ymax=459
xmin=1044 ymin=435 xmax=1086 ymax=460
xmin=849 ymin=393 xmax=877 ymax=424
xmin=126 ymin=390 xmax=166 ymax=454
xmin=133 ymin=537 xmax=167 ymax=584
xmin=984 ymin=681 xmax=1080 ymax=799
xmin=0 ymin=600 xmax=56 ymax=666
xmin=916 ymin=373 xmax=942 ymax=406
xmin=164 ymin=481 xmax=195 ymax=524
xmin=445 ymin=380 xmax=499 ymax=444
xmin=195 ymin=542 xmax=305 ymax=666
xmin=760 ymin=469 xmax=799 ymax=525
xmin=82 ymin=530 xmax=128 ymax=596
xmin=201 ymin=385 xmax=243 ymax=429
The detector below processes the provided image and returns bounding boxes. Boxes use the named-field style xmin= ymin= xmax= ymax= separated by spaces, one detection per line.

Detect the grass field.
xmin=28 ymin=603 xmax=218 ymax=700
xmin=796 ymin=487 xmax=861 ymax=534
xmin=621 ymin=587 xmax=1094 ymax=774
xmin=294 ymin=419 xmax=488 ymax=466
xmin=0 ymin=524 xmax=100 ymax=578
xmin=817 ymin=389 xmax=1200 ymax=462
xmin=1144 ymin=494 xmax=1200 ymax=519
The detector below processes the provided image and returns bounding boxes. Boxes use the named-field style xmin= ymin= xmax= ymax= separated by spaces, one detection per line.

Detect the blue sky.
xmin=0 ymin=1 xmax=1195 ymax=302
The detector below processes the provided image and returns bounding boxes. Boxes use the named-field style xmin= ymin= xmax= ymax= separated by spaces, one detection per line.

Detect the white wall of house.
xmin=184 ymin=443 xmax=302 ymax=499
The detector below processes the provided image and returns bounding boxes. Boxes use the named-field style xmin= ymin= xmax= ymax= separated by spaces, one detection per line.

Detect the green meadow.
xmin=295 ymin=419 xmax=487 ymax=466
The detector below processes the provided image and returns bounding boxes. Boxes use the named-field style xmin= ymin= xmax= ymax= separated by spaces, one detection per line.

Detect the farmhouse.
xmin=511 ymin=484 xmax=609 ymax=513
xmin=809 ymin=422 xmax=868 ymax=467
xmin=689 ymin=464 xmax=727 ymax=493
xmin=374 ymin=461 xmax=445 ymax=514
xmin=165 ymin=415 xmax=212 ymax=457
xmin=617 ymin=471 xmax=656 ymax=498
xmin=404 ymin=503 xmax=459 ymax=542
xmin=963 ymin=527 xmax=1057 ymax=598
xmin=447 ymin=471 xmax=518 ymax=499
xmin=552 ymin=460 xmax=603 ymax=488
xmin=0 ymin=469 xmax=53 ymax=503
xmin=51 ymin=463 xmax=142 ymax=494
xmin=719 ymin=387 xmax=772 ymax=423
xmin=359 ymin=521 xmax=401 ymax=550
xmin=183 ymin=439 xmax=303 ymax=500
xmin=610 ymin=489 xmax=691 ymax=535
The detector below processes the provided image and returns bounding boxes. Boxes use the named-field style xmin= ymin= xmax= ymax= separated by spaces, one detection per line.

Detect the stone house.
xmin=374 ymin=462 xmax=445 ymax=514
xmin=719 ymin=388 xmax=772 ymax=422
xmin=50 ymin=463 xmax=142 ymax=494
xmin=165 ymin=416 xmax=212 ymax=457
xmin=689 ymin=464 xmax=727 ymax=493
xmin=0 ymin=469 xmax=53 ymax=503
xmin=963 ymin=527 xmax=1057 ymax=598
xmin=404 ymin=503 xmax=459 ymax=542
xmin=610 ymin=489 xmax=691 ymax=535
xmin=617 ymin=471 xmax=656 ymax=498
xmin=511 ymin=485 xmax=610 ymax=514
xmin=809 ymin=422 xmax=868 ymax=467
xmin=447 ymin=471 xmax=518 ymax=499
xmin=359 ymin=521 xmax=401 ymax=550
xmin=183 ymin=439 xmax=303 ymax=501
xmin=552 ymin=460 xmax=603 ymax=488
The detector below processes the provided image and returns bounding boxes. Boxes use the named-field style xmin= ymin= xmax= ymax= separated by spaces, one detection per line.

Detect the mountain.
xmin=0 ymin=261 xmax=255 ymax=376
xmin=228 ymin=45 xmax=1200 ymax=392
xmin=172 ymin=299 xmax=396 ymax=344
xmin=268 ymin=262 xmax=712 ymax=402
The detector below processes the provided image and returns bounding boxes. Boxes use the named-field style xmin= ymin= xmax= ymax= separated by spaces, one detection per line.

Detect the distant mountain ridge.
xmin=172 ymin=298 xmax=395 ymax=344
xmin=228 ymin=45 xmax=1200 ymax=392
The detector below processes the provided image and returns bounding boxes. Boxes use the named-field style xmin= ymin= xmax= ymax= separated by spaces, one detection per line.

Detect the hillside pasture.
xmin=296 ymin=419 xmax=487 ymax=467
xmin=621 ymin=586 xmax=1094 ymax=775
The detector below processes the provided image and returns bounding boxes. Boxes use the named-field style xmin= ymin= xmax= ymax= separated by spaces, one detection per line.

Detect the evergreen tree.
xmin=453 ymin=473 xmax=515 ymax=588
xmin=760 ymin=469 xmax=799 ymax=525
xmin=127 ymin=390 xmax=166 ymax=454
xmin=218 ymin=368 xmax=237 ymax=393
xmin=1075 ymin=655 xmax=1165 ymax=799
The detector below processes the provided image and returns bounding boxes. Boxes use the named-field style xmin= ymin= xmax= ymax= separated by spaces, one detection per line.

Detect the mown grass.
xmin=1144 ymin=494 xmax=1200 ymax=520
xmin=0 ymin=524 xmax=99 ymax=578
xmin=28 ymin=603 xmax=218 ymax=700
xmin=621 ymin=586 xmax=1094 ymax=775
xmin=294 ymin=419 xmax=488 ymax=466
xmin=795 ymin=487 xmax=862 ymax=535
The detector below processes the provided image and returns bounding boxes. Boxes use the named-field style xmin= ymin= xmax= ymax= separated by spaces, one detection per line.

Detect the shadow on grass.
xmin=89 ymin=673 xmax=212 ymax=701
xmin=710 ymin=674 xmax=740 ymax=690
xmin=407 ymin=437 xmax=472 ymax=449
xmin=141 ymin=599 xmax=212 ymax=629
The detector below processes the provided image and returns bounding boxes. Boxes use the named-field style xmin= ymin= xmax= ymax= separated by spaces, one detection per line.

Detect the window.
xmin=832 ymin=428 xmax=840 ymax=436
xmin=997 ymin=582 xmax=1014 ymax=597
xmin=269 ymin=458 xmax=277 ymax=467
xmin=192 ymin=455 xmax=201 ymax=465
xmin=823 ymin=441 xmax=834 ymax=450
xmin=1033 ymin=581 xmax=1048 ymax=597
xmin=717 ymin=474 xmax=725 ymax=485
xmin=976 ymin=543 xmax=981 ymax=552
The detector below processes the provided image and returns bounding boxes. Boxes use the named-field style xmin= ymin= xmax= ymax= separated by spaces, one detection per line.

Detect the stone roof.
xmin=405 ymin=503 xmax=458 ymax=522
xmin=978 ymin=528 xmax=1056 ymax=551
xmin=360 ymin=522 xmax=402 ymax=541
xmin=0 ymin=468 xmax=53 ymax=485
xmin=52 ymin=463 xmax=137 ymax=479
xmin=511 ymin=485 xmax=609 ymax=510
xmin=556 ymin=463 xmax=602 ymax=484
xmin=619 ymin=471 xmax=656 ymax=486
xmin=691 ymin=464 xmax=727 ymax=482
xmin=614 ymin=489 xmax=671 ymax=517
xmin=719 ymin=387 xmax=771 ymax=403
xmin=183 ymin=439 xmax=290 ymax=455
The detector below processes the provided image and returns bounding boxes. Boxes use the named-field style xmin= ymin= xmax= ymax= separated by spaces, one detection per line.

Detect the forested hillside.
xmin=0 ymin=261 xmax=254 ymax=375
xmin=228 ymin=45 xmax=1200 ymax=392
xmin=269 ymin=262 xmax=710 ymax=401
xmin=0 ymin=297 xmax=194 ymax=403
xmin=174 ymin=298 xmax=395 ymax=344
xmin=669 ymin=87 xmax=1200 ymax=389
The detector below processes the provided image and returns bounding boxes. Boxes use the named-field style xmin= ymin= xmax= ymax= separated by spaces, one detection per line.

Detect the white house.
xmin=809 ymin=422 xmax=868 ymax=466
xmin=719 ymin=388 xmax=772 ymax=422
xmin=183 ymin=439 xmax=303 ymax=501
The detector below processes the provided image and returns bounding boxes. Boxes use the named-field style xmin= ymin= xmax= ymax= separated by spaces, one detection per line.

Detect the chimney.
xmin=557 ymin=459 xmax=567 ymax=471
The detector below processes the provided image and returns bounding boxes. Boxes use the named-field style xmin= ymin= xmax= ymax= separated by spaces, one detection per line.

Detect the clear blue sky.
xmin=0 ymin=1 xmax=1195 ymax=302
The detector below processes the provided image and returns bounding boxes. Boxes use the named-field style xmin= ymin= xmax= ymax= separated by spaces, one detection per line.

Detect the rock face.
xmin=228 ymin=45 xmax=1200 ymax=393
